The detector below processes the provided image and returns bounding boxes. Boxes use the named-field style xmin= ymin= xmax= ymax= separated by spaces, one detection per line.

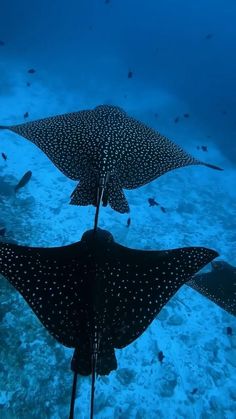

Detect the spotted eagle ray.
xmin=0 ymin=228 xmax=218 ymax=418
xmin=0 ymin=105 xmax=222 ymax=214
xmin=188 ymin=260 xmax=236 ymax=317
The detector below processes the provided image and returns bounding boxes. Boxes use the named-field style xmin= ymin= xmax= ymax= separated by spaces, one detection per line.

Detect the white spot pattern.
xmin=0 ymin=229 xmax=218 ymax=375
xmin=7 ymin=105 xmax=218 ymax=213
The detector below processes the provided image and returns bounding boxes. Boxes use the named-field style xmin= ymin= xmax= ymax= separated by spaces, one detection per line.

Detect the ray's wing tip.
xmin=119 ymin=206 xmax=130 ymax=214
xmin=191 ymin=247 xmax=219 ymax=266
xmin=203 ymin=162 xmax=224 ymax=171
xmin=205 ymin=248 xmax=219 ymax=262
xmin=69 ymin=197 xmax=76 ymax=205
xmin=0 ymin=125 xmax=8 ymax=129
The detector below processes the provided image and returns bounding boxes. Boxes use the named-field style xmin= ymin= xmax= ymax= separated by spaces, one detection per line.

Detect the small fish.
xmin=158 ymin=351 xmax=165 ymax=363
xmin=1 ymin=152 xmax=7 ymax=161
xmin=174 ymin=117 xmax=180 ymax=123
xmin=24 ymin=112 xmax=29 ymax=119
xmin=183 ymin=113 xmax=190 ymax=118
xmin=160 ymin=206 xmax=166 ymax=213
xmin=28 ymin=68 xmax=36 ymax=74
xmin=226 ymin=326 xmax=233 ymax=336
xmin=128 ymin=71 xmax=133 ymax=79
xmin=154 ymin=113 xmax=159 ymax=118
xmin=197 ymin=145 xmax=208 ymax=152
xmin=14 ymin=170 xmax=32 ymax=192
xmin=148 ymin=198 xmax=159 ymax=207
xmin=26 ymin=82 xmax=31 ymax=87
xmin=0 ymin=40 xmax=5 ymax=46
xmin=190 ymin=388 xmax=198 ymax=395
xmin=127 ymin=217 xmax=131 ymax=227
xmin=205 ymin=33 xmax=213 ymax=40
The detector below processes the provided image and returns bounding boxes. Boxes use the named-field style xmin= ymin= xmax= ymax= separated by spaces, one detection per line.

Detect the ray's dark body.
xmin=0 ymin=105 xmax=222 ymax=213
xmin=189 ymin=261 xmax=236 ymax=317
xmin=0 ymin=229 xmax=218 ymax=377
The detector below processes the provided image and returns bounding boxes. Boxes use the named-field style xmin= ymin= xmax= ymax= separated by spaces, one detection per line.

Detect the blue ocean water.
xmin=0 ymin=0 xmax=236 ymax=418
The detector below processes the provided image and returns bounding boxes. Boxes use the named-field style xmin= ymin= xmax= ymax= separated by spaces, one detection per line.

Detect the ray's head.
xmin=81 ymin=228 xmax=114 ymax=244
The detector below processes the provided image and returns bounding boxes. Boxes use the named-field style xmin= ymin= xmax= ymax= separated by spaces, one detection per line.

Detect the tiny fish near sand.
xmin=1 ymin=152 xmax=7 ymax=161
xmin=15 ymin=170 xmax=32 ymax=192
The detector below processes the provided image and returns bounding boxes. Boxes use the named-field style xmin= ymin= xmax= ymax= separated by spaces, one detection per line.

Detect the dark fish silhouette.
xmin=24 ymin=112 xmax=29 ymax=119
xmin=15 ymin=170 xmax=32 ymax=192
xmin=0 ymin=228 xmax=218 ymax=418
xmin=190 ymin=388 xmax=198 ymax=395
xmin=148 ymin=197 xmax=166 ymax=212
xmin=28 ymin=68 xmax=36 ymax=74
xmin=148 ymin=198 xmax=159 ymax=207
xmin=127 ymin=217 xmax=131 ymax=227
xmin=160 ymin=206 xmax=166 ymax=213
xmin=128 ymin=70 xmax=133 ymax=78
xmin=205 ymin=33 xmax=213 ymax=40
xmin=0 ymin=105 xmax=222 ymax=213
xmin=1 ymin=152 xmax=7 ymax=161
xmin=0 ymin=40 xmax=5 ymax=46
xmin=158 ymin=350 xmax=165 ymax=363
xmin=197 ymin=145 xmax=208 ymax=152
xmin=226 ymin=326 xmax=233 ymax=336
xmin=187 ymin=261 xmax=236 ymax=317
xmin=174 ymin=116 xmax=180 ymax=123
xmin=183 ymin=113 xmax=190 ymax=118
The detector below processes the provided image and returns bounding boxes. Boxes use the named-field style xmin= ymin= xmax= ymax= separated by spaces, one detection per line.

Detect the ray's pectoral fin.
xmin=187 ymin=261 xmax=236 ymax=317
xmin=0 ymin=240 xmax=86 ymax=348
xmin=109 ymin=244 xmax=219 ymax=349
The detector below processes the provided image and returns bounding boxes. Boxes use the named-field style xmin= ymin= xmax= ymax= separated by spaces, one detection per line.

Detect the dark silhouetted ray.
xmin=0 ymin=105 xmax=222 ymax=213
xmin=0 ymin=229 xmax=218 ymax=417
xmin=188 ymin=261 xmax=236 ymax=316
